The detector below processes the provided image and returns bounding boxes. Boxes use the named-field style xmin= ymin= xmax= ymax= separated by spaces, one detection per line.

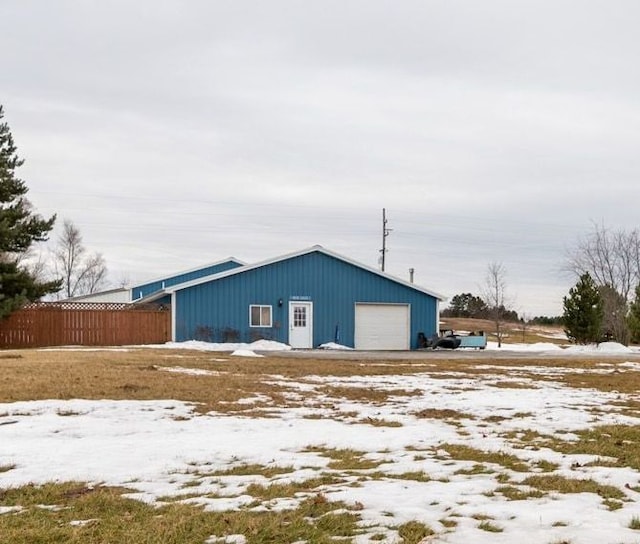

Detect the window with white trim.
xmin=249 ymin=305 xmax=272 ymax=327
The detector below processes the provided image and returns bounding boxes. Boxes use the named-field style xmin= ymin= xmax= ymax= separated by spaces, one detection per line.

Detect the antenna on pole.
xmin=380 ymin=208 xmax=392 ymax=271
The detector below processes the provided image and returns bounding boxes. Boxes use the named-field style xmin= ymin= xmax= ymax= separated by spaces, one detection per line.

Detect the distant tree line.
xmin=441 ymin=292 xmax=520 ymax=322
xmin=441 ymin=293 xmax=488 ymax=318
xmin=442 ymin=295 xmax=563 ymax=328
xmin=528 ymin=315 xmax=563 ymax=326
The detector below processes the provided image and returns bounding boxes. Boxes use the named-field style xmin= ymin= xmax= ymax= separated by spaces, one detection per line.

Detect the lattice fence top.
xmin=23 ymin=302 xmax=169 ymax=312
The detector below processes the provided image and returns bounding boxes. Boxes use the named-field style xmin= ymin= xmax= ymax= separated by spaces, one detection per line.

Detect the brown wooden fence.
xmin=0 ymin=302 xmax=171 ymax=349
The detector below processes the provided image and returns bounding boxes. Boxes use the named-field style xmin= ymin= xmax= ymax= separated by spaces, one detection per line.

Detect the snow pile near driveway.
xmin=564 ymin=341 xmax=634 ymax=354
xmin=318 ymin=342 xmax=353 ymax=350
xmin=487 ymin=340 xmax=640 ymax=354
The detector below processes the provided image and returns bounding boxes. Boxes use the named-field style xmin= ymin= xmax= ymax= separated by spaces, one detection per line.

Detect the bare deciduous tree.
xmin=566 ymin=222 xmax=640 ymax=303
xmin=518 ymin=312 xmax=530 ymax=343
xmin=599 ymin=284 xmax=629 ymax=345
xmin=113 ymin=273 xmax=130 ymax=289
xmin=12 ymin=245 xmax=49 ymax=284
xmin=481 ymin=261 xmax=512 ymax=348
xmin=52 ymin=219 xmax=108 ymax=298
xmin=566 ymin=223 xmax=640 ymax=344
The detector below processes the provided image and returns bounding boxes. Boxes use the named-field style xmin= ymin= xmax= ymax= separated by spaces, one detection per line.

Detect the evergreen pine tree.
xmin=0 ymin=105 xmax=60 ymax=318
xmin=563 ymin=272 xmax=604 ymax=344
xmin=628 ymin=284 xmax=640 ymax=345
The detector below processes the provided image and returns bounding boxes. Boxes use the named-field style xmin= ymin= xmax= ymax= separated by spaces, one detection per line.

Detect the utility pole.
xmin=380 ymin=208 xmax=392 ymax=271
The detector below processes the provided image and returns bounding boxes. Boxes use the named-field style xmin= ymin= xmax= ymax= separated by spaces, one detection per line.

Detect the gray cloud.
xmin=2 ymin=0 xmax=639 ymax=316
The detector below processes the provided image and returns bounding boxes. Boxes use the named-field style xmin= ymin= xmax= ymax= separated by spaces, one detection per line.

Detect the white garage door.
xmin=354 ymin=303 xmax=410 ymax=350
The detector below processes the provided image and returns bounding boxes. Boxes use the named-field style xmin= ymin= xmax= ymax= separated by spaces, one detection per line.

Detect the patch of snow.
xmin=486 ymin=340 xmax=640 ymax=355
xmin=230 ymin=349 xmax=263 ymax=358
xmin=0 ymin=506 xmax=22 ymax=515
xmin=537 ymin=331 xmax=568 ymax=340
xmin=564 ymin=342 xmax=634 ymax=354
xmin=69 ymin=518 xmax=99 ymax=527
xmin=235 ymin=394 xmax=271 ymax=405
xmin=619 ymin=361 xmax=640 ymax=371
xmin=36 ymin=504 xmax=69 ymax=511
xmin=150 ymin=340 xmax=291 ymax=352
xmin=598 ymin=341 xmax=634 ymax=353
xmin=156 ymin=366 xmax=224 ymax=376
xmin=318 ymin=342 xmax=353 ymax=350
xmin=250 ymin=340 xmax=291 ymax=351
xmin=205 ymin=535 xmax=247 ymax=544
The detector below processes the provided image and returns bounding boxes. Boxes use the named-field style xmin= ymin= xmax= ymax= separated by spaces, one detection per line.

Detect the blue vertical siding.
xmin=132 ymin=260 xmax=243 ymax=300
xmin=173 ymin=251 xmax=439 ymax=349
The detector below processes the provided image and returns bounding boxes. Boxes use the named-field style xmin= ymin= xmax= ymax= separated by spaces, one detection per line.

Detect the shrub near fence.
xmin=0 ymin=302 xmax=171 ymax=349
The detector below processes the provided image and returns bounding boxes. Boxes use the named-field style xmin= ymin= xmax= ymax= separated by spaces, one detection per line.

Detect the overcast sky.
xmin=2 ymin=1 xmax=639 ymax=316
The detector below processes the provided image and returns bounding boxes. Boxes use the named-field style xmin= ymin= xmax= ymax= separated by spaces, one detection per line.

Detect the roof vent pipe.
xmin=409 ymin=268 xmax=415 ymax=283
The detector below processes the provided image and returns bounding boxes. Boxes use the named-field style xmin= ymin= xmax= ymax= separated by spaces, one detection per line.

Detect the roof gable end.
xmin=132 ymin=256 xmax=245 ymax=290
xmin=157 ymin=245 xmax=444 ymax=300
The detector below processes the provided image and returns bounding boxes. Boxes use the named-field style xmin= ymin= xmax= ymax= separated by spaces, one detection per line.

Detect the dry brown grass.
xmin=303 ymin=447 xmax=386 ymax=470
xmin=0 ymin=349 xmax=285 ymax=413
xmin=316 ymin=385 xmax=422 ymax=404
xmin=440 ymin=444 xmax=531 ymax=472
xmin=0 ymin=349 xmax=429 ymax=413
xmin=0 ymin=482 xmax=363 ymax=544
xmin=414 ymin=408 xmax=475 ymax=420
xmin=1 ymin=348 xmax=639 ymax=417
xmin=555 ymin=370 xmax=640 ymax=394
xmin=520 ymin=474 xmax=626 ymax=501
xmin=487 ymin=381 xmax=538 ymax=389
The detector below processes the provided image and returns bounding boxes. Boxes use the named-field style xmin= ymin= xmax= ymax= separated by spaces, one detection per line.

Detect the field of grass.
xmin=2 ymin=347 xmax=640 ymax=543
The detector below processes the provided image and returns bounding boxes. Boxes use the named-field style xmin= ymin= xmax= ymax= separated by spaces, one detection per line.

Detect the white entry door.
xmin=289 ymin=302 xmax=313 ymax=348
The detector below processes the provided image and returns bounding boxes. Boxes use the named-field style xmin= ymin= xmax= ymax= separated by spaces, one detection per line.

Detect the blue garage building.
xmin=139 ymin=246 xmax=444 ymax=350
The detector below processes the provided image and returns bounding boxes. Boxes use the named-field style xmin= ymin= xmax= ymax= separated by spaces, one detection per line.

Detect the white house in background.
xmin=67 ymin=287 xmax=131 ymax=303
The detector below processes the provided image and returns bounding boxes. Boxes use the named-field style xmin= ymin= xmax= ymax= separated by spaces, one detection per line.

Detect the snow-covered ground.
xmin=3 ymin=345 xmax=640 ymax=543
xmin=485 ymin=340 xmax=640 ymax=354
